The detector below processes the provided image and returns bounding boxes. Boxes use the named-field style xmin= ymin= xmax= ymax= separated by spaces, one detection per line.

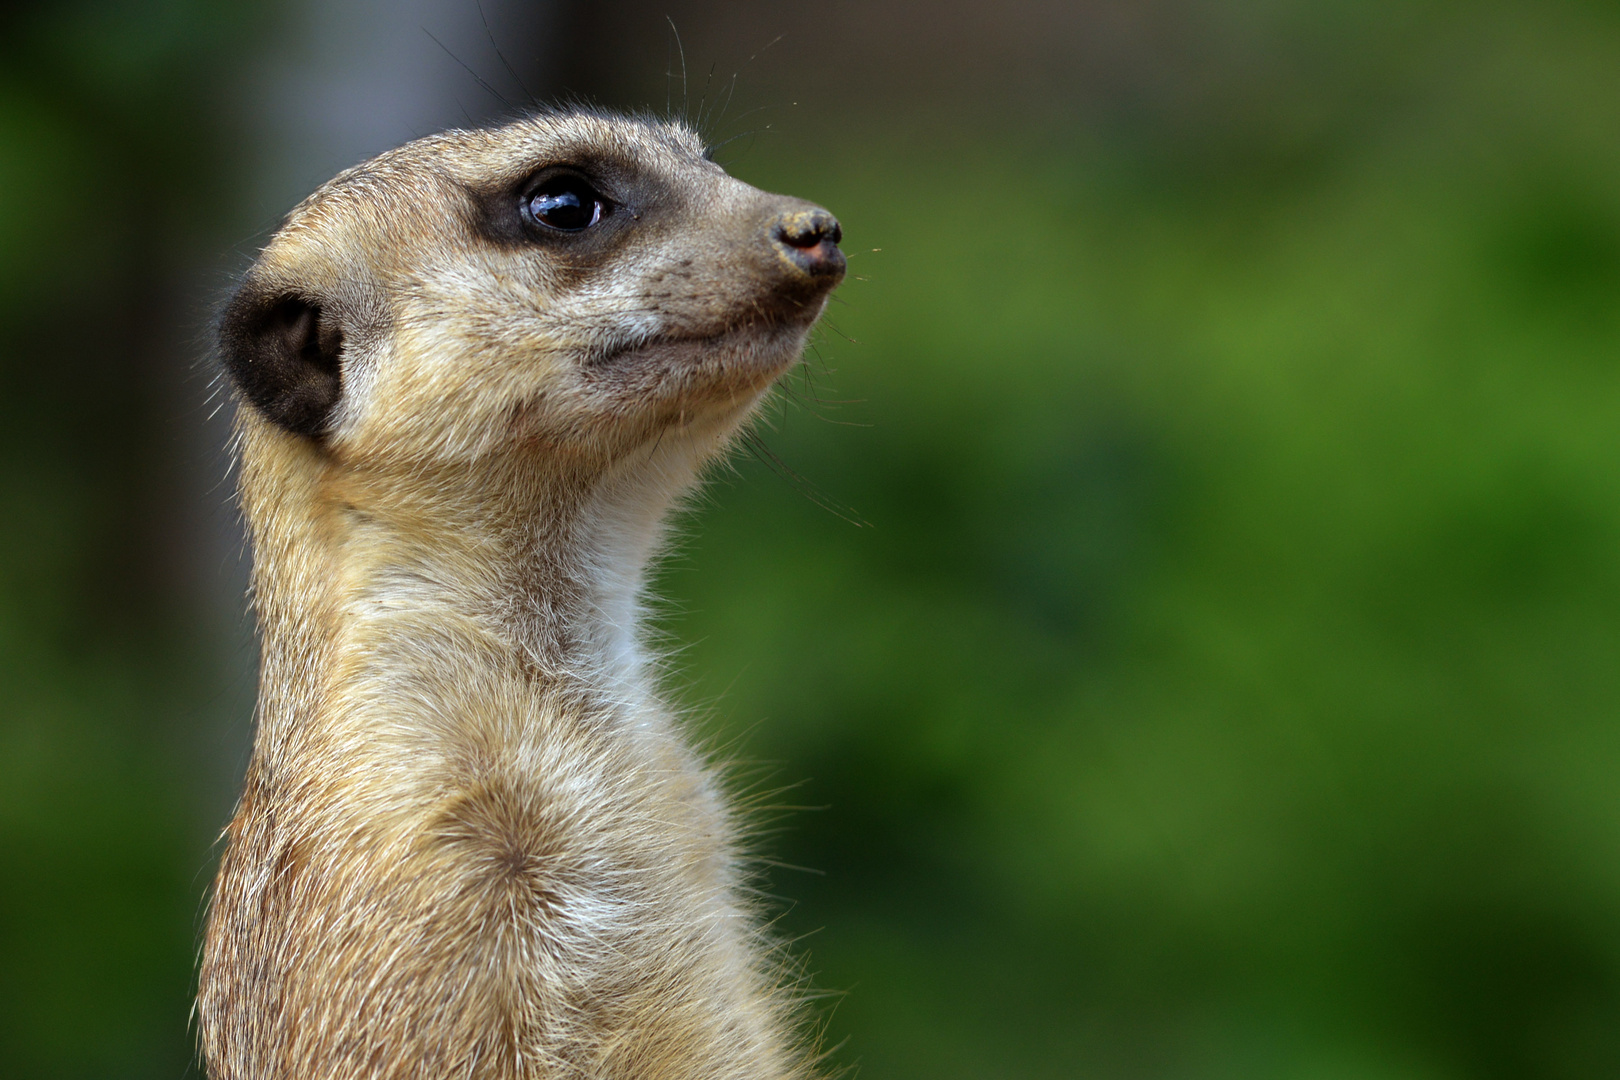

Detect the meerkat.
xmin=198 ymin=107 xmax=845 ymax=1080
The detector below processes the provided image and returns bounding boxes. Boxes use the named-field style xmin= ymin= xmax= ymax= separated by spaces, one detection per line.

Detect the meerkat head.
xmin=220 ymin=109 xmax=844 ymax=473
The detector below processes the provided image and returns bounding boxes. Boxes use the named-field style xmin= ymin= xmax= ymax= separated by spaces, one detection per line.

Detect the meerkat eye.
xmin=525 ymin=175 xmax=608 ymax=232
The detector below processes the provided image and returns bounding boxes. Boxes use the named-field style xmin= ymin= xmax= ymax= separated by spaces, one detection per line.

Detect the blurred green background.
xmin=6 ymin=1 xmax=1620 ymax=1077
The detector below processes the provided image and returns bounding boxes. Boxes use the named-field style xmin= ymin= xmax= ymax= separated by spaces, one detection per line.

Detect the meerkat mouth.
xmin=590 ymin=315 xmax=815 ymax=374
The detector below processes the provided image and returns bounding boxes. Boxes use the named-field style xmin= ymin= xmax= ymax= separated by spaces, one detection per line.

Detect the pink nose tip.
xmin=772 ymin=208 xmax=845 ymax=281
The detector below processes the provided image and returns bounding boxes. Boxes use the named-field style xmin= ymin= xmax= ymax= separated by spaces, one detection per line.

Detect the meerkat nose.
xmin=770 ymin=207 xmax=846 ymax=282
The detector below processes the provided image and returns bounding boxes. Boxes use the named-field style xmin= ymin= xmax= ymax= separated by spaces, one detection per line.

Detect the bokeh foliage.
xmin=677 ymin=6 xmax=1620 ymax=1077
xmin=0 ymin=3 xmax=264 ymax=1076
xmin=6 ymin=2 xmax=1620 ymax=1078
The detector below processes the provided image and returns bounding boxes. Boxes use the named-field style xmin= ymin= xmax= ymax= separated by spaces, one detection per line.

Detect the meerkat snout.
xmin=770 ymin=206 xmax=845 ymax=280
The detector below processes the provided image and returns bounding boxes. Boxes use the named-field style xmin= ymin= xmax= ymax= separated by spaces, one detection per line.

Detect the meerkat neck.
xmin=239 ymin=419 xmax=721 ymax=760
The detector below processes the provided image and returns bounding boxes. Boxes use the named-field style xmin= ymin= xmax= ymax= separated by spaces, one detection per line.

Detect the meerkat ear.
xmin=219 ymin=290 xmax=344 ymax=438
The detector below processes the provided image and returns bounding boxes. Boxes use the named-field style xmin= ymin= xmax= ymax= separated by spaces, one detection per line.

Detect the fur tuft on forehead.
xmin=308 ymin=110 xmax=708 ymax=203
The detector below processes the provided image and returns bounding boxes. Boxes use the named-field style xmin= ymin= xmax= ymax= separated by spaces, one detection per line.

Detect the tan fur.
xmin=199 ymin=110 xmax=842 ymax=1079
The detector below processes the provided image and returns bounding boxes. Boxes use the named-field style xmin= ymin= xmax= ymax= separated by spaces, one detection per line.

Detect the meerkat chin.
xmin=199 ymin=108 xmax=844 ymax=1080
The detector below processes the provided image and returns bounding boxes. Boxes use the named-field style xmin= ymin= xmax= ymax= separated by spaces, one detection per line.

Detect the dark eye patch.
xmin=464 ymin=150 xmax=672 ymax=257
